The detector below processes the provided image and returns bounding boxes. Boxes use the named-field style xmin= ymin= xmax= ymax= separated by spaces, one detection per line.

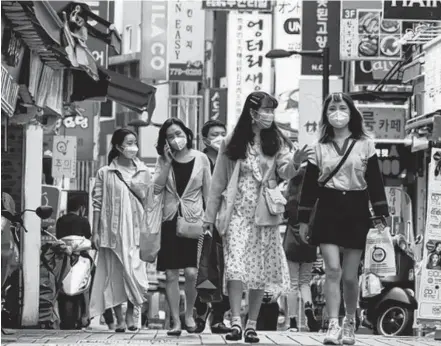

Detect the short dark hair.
xmin=201 ymin=120 xmax=226 ymax=138
xmin=67 ymin=195 xmax=86 ymax=213
xmin=156 ymin=118 xmax=194 ymax=156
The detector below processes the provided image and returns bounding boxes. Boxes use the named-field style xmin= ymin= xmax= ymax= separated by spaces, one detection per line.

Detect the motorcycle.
xmin=1 ymin=193 xmax=53 ymax=331
xmin=58 ymin=236 xmax=96 ymax=330
xmin=359 ymin=188 xmax=422 ymax=336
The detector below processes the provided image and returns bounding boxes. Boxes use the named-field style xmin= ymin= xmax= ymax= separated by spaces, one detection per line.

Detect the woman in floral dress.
xmin=203 ymin=91 xmax=313 ymax=343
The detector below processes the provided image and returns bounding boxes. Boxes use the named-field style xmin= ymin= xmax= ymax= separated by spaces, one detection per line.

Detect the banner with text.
xmin=417 ymin=148 xmax=441 ymax=323
xmin=274 ymin=0 xmax=302 ymax=132
xmin=357 ymin=104 xmax=406 ymax=140
xmin=298 ymin=78 xmax=343 ymax=146
xmin=141 ymin=1 xmax=168 ymax=81
xmin=168 ymin=0 xmax=205 ymax=81
xmin=383 ymin=0 xmax=441 ymax=21
xmin=353 ymin=60 xmax=402 ymax=85
xmin=301 ymin=0 xmax=342 ymax=76
xmin=208 ymin=88 xmax=228 ymax=125
xmin=226 ymin=11 xmax=272 ymax=132
xmin=202 ymin=0 xmax=272 ymax=11
xmin=423 ymin=37 xmax=441 ymax=114
xmin=340 ymin=1 xmax=402 ymax=61
xmin=52 ymin=136 xmax=77 ymax=179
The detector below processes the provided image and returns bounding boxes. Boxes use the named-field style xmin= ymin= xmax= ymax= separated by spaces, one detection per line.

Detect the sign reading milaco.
xmin=383 ymin=0 xmax=441 ymax=21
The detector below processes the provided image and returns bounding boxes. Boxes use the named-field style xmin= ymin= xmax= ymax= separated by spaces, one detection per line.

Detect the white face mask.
xmin=253 ymin=111 xmax=274 ymax=129
xmin=328 ymin=110 xmax=350 ymax=129
xmin=121 ymin=145 xmax=138 ymax=159
xmin=209 ymin=135 xmax=224 ymax=151
xmin=170 ymin=137 xmax=187 ymax=151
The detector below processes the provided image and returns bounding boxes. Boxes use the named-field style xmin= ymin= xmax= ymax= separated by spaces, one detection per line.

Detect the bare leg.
xmin=184 ymin=267 xmax=198 ymax=328
xmin=113 ymin=305 xmax=125 ymax=330
xmin=342 ymin=249 xmax=363 ymax=318
xmin=227 ymin=280 xmax=243 ymax=323
xmin=165 ymin=269 xmax=181 ymax=330
xmin=320 ymin=244 xmax=342 ymax=320
xmin=125 ymin=301 xmax=136 ymax=328
xmin=247 ymin=289 xmax=265 ymax=322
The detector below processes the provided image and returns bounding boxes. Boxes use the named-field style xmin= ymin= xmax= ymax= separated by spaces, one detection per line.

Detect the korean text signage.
xmin=358 ymin=105 xmax=406 ymax=140
xmin=208 ymin=88 xmax=227 ymax=125
xmin=226 ymin=12 xmax=272 ymax=130
xmin=202 ymin=0 xmax=272 ymax=11
xmin=141 ymin=1 xmax=168 ymax=81
xmin=1 ymin=64 xmax=20 ymax=117
xmin=168 ymin=0 xmax=205 ymax=82
xmin=87 ymin=1 xmax=109 ymax=67
xmin=423 ymin=37 xmax=441 ymax=114
xmin=340 ymin=1 xmax=402 ymax=61
xmin=52 ymin=136 xmax=77 ymax=179
xmin=383 ymin=0 xmax=441 ymax=21
xmin=417 ymin=148 xmax=441 ymax=323
xmin=301 ymin=0 xmax=342 ymax=76
xmin=354 ymin=60 xmax=402 ymax=85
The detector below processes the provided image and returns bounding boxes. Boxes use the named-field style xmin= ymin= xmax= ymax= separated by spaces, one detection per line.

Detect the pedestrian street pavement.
xmin=1 ymin=329 xmax=440 ymax=346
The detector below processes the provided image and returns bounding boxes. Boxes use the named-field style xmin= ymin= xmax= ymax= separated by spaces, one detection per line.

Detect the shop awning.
xmin=70 ymin=68 xmax=156 ymax=114
xmin=348 ymin=91 xmax=412 ymax=103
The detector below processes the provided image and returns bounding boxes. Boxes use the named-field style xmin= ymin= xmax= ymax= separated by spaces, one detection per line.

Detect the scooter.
xmin=359 ymin=188 xmax=422 ymax=336
xmin=58 ymin=236 xmax=96 ymax=329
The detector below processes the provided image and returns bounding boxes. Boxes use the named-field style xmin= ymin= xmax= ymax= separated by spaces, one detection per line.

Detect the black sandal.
xmin=225 ymin=324 xmax=242 ymax=341
xmin=244 ymin=328 xmax=260 ymax=343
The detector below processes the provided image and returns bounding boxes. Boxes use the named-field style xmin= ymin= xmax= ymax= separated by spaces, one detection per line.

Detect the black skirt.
xmin=311 ymin=188 xmax=371 ymax=250
xmin=156 ymin=214 xmax=199 ymax=271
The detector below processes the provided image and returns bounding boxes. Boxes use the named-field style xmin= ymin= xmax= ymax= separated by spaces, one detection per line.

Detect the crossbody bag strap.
xmin=321 ymin=139 xmax=357 ymax=187
xmin=114 ymin=170 xmax=144 ymax=206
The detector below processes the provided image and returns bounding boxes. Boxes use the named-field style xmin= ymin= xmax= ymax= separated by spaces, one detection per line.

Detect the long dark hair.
xmin=108 ymin=128 xmax=137 ymax=165
xmin=319 ymin=92 xmax=369 ymax=143
xmin=226 ymin=91 xmax=292 ymax=160
xmin=156 ymin=118 xmax=194 ymax=156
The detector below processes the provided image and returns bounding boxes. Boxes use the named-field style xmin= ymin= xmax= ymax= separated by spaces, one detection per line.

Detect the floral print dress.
xmin=223 ymin=143 xmax=291 ymax=295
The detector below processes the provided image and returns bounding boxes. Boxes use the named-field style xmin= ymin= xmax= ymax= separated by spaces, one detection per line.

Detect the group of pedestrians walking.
xmin=83 ymin=91 xmax=388 ymax=345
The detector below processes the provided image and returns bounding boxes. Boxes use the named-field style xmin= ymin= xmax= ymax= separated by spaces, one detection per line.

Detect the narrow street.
xmin=1 ymin=329 xmax=439 ymax=346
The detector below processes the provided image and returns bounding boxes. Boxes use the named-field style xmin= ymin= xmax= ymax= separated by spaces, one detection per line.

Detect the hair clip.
xmin=331 ymin=93 xmax=343 ymax=102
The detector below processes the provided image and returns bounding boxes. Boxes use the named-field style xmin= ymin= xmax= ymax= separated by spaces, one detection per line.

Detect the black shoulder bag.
xmin=114 ymin=171 xmax=143 ymax=206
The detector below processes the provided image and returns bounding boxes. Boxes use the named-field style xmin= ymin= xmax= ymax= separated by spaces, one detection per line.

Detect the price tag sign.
xmin=51 ymin=136 xmax=77 ymax=179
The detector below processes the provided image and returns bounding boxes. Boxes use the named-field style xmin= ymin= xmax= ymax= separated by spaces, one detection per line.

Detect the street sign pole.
xmin=322 ymin=46 xmax=330 ymax=102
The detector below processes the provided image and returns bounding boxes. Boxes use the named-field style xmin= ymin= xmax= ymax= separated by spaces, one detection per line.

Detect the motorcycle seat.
xmin=380 ymin=276 xmax=412 ymax=288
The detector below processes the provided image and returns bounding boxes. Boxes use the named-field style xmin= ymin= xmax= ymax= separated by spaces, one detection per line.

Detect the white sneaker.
xmin=342 ymin=317 xmax=356 ymax=345
xmin=323 ymin=320 xmax=342 ymax=345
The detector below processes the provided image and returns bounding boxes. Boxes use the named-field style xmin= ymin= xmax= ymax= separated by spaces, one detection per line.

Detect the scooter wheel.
xmin=376 ymin=303 xmax=413 ymax=336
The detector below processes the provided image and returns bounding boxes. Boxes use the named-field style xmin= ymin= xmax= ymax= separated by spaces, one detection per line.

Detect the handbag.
xmin=297 ymin=140 xmax=357 ymax=244
xmin=140 ymin=191 xmax=163 ymax=263
xmin=264 ymin=184 xmax=287 ymax=215
xmin=176 ymin=201 xmax=203 ymax=239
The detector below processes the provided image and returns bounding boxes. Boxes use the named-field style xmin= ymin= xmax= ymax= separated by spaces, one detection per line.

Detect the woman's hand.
xmin=202 ymin=222 xmax=214 ymax=236
xmin=293 ymin=144 xmax=314 ymax=166
xmin=298 ymin=222 xmax=310 ymax=244
xmin=164 ymin=142 xmax=174 ymax=164
xmin=92 ymin=233 xmax=100 ymax=250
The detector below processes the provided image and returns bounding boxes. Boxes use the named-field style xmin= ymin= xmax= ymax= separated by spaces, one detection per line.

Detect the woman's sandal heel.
xmin=225 ymin=325 xmax=243 ymax=341
xmin=244 ymin=328 xmax=260 ymax=343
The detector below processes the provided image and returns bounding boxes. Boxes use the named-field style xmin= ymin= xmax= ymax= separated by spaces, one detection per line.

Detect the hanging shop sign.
xmin=208 ymin=88 xmax=227 ymax=125
xmin=226 ymin=11 xmax=272 ymax=132
xmin=52 ymin=136 xmax=77 ymax=179
xmin=417 ymin=147 xmax=441 ymax=323
xmin=340 ymin=1 xmax=403 ymax=61
xmin=167 ymin=0 xmax=205 ymax=82
xmin=274 ymin=0 xmax=302 ymax=130
xmin=141 ymin=0 xmax=168 ymax=81
xmin=1 ymin=64 xmax=20 ymax=118
xmin=423 ymin=36 xmax=441 ymax=115
xmin=383 ymin=0 xmax=441 ymax=22
xmin=301 ymin=0 xmax=342 ymax=76
xmin=358 ymin=104 xmax=406 ymax=140
xmin=353 ymin=60 xmax=402 ymax=86
xmin=202 ymin=0 xmax=272 ymax=11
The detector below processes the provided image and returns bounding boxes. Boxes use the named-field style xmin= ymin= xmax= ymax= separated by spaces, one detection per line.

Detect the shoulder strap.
xmin=114 ymin=171 xmax=143 ymax=206
xmin=321 ymin=140 xmax=357 ymax=186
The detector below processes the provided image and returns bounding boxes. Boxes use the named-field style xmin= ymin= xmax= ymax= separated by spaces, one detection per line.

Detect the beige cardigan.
xmin=203 ymin=134 xmax=298 ymax=236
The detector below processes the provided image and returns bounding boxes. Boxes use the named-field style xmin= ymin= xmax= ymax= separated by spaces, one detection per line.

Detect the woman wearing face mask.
xmin=297 ymin=93 xmax=389 ymax=345
xmin=203 ymin=91 xmax=313 ymax=343
xmin=153 ymin=118 xmax=211 ymax=336
xmin=90 ymin=128 xmax=150 ymax=332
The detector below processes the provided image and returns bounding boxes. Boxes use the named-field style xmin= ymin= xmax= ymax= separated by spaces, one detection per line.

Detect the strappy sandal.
xmin=244 ymin=328 xmax=260 ymax=343
xmin=226 ymin=324 xmax=242 ymax=341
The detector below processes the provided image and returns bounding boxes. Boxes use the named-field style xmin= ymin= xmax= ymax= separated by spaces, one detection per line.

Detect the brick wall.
xmin=1 ymin=124 xmax=24 ymax=211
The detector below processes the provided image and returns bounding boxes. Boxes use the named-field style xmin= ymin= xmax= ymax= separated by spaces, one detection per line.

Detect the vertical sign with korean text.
xmin=208 ymin=88 xmax=228 ymax=125
xmin=52 ymin=136 xmax=77 ymax=179
xmin=301 ymin=0 xmax=342 ymax=76
xmin=167 ymin=0 xmax=205 ymax=81
xmin=423 ymin=37 xmax=441 ymax=115
xmin=298 ymin=78 xmax=343 ymax=146
xmin=87 ymin=1 xmax=109 ymax=67
xmin=141 ymin=1 xmax=168 ymax=81
xmin=274 ymin=0 xmax=302 ymax=131
xmin=226 ymin=11 xmax=272 ymax=132
xmin=417 ymin=148 xmax=441 ymax=323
